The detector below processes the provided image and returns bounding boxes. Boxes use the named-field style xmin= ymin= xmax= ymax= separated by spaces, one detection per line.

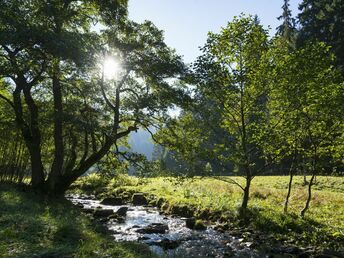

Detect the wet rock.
xmin=99 ymin=217 xmax=110 ymax=223
xmin=155 ymin=238 xmax=180 ymax=249
xmin=115 ymin=206 xmax=128 ymax=216
xmin=132 ymin=193 xmax=148 ymax=205
xmin=82 ymin=208 xmax=94 ymax=214
xmin=185 ymin=217 xmax=196 ymax=229
xmin=244 ymin=242 xmax=253 ymax=248
xmin=115 ymin=216 xmax=125 ymax=223
xmin=170 ymin=205 xmax=194 ymax=218
xmin=93 ymin=208 xmax=114 ymax=218
xmin=79 ymin=195 xmax=89 ymax=200
xmin=136 ymin=223 xmax=169 ymax=234
xmin=100 ymin=197 xmax=123 ymax=206
xmin=108 ymin=213 xmax=126 ymax=223
xmin=138 ymin=236 xmax=150 ymax=241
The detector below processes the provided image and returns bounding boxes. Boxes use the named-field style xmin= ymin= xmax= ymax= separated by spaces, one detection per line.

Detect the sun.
xmin=103 ymin=57 xmax=121 ymax=80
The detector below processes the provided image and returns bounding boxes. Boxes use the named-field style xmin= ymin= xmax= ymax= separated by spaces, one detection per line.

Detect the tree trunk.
xmin=284 ymin=172 xmax=293 ymax=213
xmin=240 ymin=175 xmax=251 ymax=217
xmin=284 ymin=156 xmax=296 ymax=213
xmin=47 ymin=71 xmax=64 ymax=192
xmin=27 ymin=145 xmax=45 ymax=188
xmin=23 ymin=89 xmax=45 ymax=188
xmin=13 ymin=83 xmax=45 ymax=188
xmin=300 ymin=173 xmax=315 ymax=217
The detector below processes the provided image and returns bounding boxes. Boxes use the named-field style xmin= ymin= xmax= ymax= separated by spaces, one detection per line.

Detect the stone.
xmin=115 ymin=206 xmax=128 ymax=216
xmin=185 ymin=217 xmax=196 ymax=229
xmin=82 ymin=208 xmax=95 ymax=214
xmin=136 ymin=223 xmax=169 ymax=234
xmin=93 ymin=209 xmax=114 ymax=218
xmin=138 ymin=236 xmax=150 ymax=241
xmin=108 ymin=212 xmax=126 ymax=223
xmin=197 ymin=209 xmax=210 ymax=220
xmin=170 ymin=205 xmax=194 ymax=218
xmin=155 ymin=238 xmax=180 ymax=249
xmin=244 ymin=242 xmax=253 ymax=248
xmin=100 ymin=197 xmax=123 ymax=206
xmin=132 ymin=193 xmax=148 ymax=205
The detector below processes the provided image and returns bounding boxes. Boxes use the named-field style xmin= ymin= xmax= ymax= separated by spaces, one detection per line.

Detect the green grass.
xmin=0 ymin=183 xmax=154 ymax=258
xmin=74 ymin=175 xmax=344 ymax=251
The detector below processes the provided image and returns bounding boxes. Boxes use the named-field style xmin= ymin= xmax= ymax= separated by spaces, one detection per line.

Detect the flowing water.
xmin=67 ymin=195 xmax=265 ymax=258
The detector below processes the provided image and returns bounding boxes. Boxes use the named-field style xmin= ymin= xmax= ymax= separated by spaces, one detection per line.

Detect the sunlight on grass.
xmin=74 ymin=175 xmax=344 ymax=250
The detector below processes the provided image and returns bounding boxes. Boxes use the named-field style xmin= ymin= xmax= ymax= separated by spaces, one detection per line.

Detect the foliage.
xmin=265 ymin=39 xmax=344 ymax=172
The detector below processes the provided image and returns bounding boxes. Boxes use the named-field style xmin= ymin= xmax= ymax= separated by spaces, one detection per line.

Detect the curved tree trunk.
xmin=300 ymin=173 xmax=315 ymax=217
xmin=284 ymin=172 xmax=294 ymax=213
xmin=284 ymin=155 xmax=296 ymax=213
xmin=13 ymin=84 xmax=45 ymax=189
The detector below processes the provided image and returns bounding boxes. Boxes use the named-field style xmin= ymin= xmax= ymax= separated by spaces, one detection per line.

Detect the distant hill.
xmin=128 ymin=128 xmax=155 ymax=160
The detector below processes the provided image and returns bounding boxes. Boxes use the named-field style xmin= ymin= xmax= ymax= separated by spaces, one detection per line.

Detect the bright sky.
xmin=128 ymin=0 xmax=302 ymax=63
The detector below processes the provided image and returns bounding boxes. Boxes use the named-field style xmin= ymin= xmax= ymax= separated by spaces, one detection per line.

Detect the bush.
xmin=71 ymin=173 xmax=110 ymax=194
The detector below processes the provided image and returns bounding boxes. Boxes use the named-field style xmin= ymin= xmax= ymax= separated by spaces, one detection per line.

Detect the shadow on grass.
xmin=240 ymin=207 xmax=344 ymax=250
xmin=0 ymin=183 xmax=154 ymax=258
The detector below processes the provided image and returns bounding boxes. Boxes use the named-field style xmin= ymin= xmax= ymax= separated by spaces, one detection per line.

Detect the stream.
xmin=67 ymin=194 xmax=266 ymax=258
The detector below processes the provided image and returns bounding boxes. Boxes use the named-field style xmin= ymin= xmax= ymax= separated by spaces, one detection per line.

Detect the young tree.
xmin=192 ymin=15 xmax=270 ymax=215
xmin=267 ymin=40 xmax=344 ymax=216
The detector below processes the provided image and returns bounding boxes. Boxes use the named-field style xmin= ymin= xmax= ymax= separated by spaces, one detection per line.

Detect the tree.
xmin=191 ymin=15 xmax=270 ymax=215
xmin=276 ymin=0 xmax=297 ymax=45
xmin=266 ymin=40 xmax=344 ymax=216
xmin=154 ymin=111 xmax=213 ymax=176
xmin=275 ymin=0 xmax=298 ymax=212
xmin=298 ymin=0 xmax=344 ymax=73
xmin=0 ymin=0 xmax=186 ymax=194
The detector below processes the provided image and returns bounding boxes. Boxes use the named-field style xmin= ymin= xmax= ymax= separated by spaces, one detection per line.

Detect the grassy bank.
xmin=72 ymin=175 xmax=344 ymax=251
xmin=0 ymin=183 xmax=154 ymax=258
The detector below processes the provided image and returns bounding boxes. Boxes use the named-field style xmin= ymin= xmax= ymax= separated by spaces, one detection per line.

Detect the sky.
xmin=128 ymin=0 xmax=302 ymax=63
